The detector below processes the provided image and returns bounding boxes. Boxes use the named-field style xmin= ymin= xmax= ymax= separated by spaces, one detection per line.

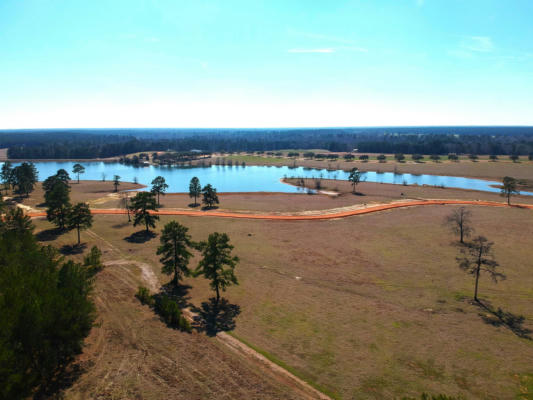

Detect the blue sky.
xmin=1 ymin=0 xmax=532 ymax=128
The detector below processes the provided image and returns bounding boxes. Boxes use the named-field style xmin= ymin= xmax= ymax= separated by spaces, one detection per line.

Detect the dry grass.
xmin=32 ymin=201 xmax=533 ymax=399
xmin=214 ymin=154 xmax=533 ymax=181
xmin=32 ymin=219 xmax=300 ymax=400
xmin=6 ymin=180 xmax=144 ymax=210
xmin=16 ymin=178 xmax=533 ymax=216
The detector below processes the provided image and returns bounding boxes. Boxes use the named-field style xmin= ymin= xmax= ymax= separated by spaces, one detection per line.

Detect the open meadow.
xmin=28 ymin=177 xmax=533 ymax=399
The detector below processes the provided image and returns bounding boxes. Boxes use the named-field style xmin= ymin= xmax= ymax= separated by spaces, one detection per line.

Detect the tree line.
xmin=4 ymin=127 xmax=533 ymax=158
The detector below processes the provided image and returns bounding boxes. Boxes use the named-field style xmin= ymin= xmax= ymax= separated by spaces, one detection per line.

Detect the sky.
xmin=1 ymin=0 xmax=532 ymax=129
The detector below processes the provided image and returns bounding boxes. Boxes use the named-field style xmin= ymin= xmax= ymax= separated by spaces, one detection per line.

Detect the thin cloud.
xmin=460 ymin=36 xmax=494 ymax=52
xmin=288 ymin=48 xmax=334 ymax=53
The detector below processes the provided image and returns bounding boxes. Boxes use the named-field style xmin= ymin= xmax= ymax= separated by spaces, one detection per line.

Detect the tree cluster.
xmin=0 ymin=205 xmax=100 ymax=399
xmin=43 ymin=170 xmax=93 ymax=243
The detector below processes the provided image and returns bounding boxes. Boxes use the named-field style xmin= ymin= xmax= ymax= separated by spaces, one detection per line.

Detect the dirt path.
xmin=27 ymin=199 xmax=533 ymax=221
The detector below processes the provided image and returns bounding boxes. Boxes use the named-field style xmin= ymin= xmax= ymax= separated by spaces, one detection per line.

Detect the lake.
xmin=5 ymin=161 xmax=531 ymax=196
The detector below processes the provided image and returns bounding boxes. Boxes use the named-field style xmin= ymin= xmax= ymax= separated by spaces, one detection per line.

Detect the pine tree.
xmin=131 ymin=192 xmax=159 ymax=232
xmin=72 ymin=163 xmax=85 ymax=183
xmin=45 ymin=180 xmax=71 ymax=230
xmin=202 ymin=184 xmax=219 ymax=209
xmin=151 ymin=176 xmax=168 ymax=206
xmin=195 ymin=232 xmax=239 ymax=307
xmin=67 ymin=202 xmax=93 ymax=244
xmin=157 ymin=221 xmax=194 ymax=287
xmin=189 ymin=177 xmax=201 ymax=206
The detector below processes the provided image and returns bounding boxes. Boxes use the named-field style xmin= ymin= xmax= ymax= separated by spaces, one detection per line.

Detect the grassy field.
xmin=212 ymin=153 xmax=533 ymax=183
xmin=7 ymin=180 xmax=145 ymax=210
xmin=31 ymin=196 xmax=533 ymax=399
xmin=31 ymin=218 xmax=301 ymax=399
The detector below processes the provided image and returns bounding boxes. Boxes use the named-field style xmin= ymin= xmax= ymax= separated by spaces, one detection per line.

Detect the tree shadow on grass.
xmin=111 ymin=221 xmax=131 ymax=229
xmin=34 ymin=360 xmax=91 ymax=400
xmin=160 ymin=282 xmax=193 ymax=309
xmin=124 ymin=230 xmax=157 ymax=243
xmin=60 ymin=243 xmax=87 ymax=255
xmin=35 ymin=228 xmax=63 ymax=242
xmin=188 ymin=203 xmax=200 ymax=208
xmin=201 ymin=205 xmax=219 ymax=211
xmin=191 ymin=297 xmax=241 ymax=336
xmin=351 ymin=192 xmax=366 ymax=196
xmin=476 ymin=300 xmax=532 ymax=340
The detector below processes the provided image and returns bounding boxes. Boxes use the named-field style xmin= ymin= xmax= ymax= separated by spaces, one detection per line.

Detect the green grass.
xmin=227 ymin=332 xmax=341 ymax=400
xmin=223 ymin=155 xmax=286 ymax=164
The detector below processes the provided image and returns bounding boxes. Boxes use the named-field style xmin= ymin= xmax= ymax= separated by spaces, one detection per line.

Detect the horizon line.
xmin=1 ymin=124 xmax=533 ymax=132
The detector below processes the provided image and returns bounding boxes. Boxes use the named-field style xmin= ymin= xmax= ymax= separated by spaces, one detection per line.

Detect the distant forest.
xmin=2 ymin=127 xmax=533 ymax=159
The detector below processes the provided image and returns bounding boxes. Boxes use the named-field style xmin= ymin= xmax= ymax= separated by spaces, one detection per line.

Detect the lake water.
xmin=5 ymin=161 xmax=531 ymax=196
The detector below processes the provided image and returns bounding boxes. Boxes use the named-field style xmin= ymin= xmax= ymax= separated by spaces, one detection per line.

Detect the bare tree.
xmin=444 ymin=207 xmax=474 ymax=244
xmin=501 ymin=176 xmax=519 ymax=205
xmin=121 ymin=192 xmax=131 ymax=222
xmin=457 ymin=236 xmax=505 ymax=302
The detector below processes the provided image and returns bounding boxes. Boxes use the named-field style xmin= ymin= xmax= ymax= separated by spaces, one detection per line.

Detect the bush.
xmin=394 ymin=153 xmax=405 ymax=162
xmin=135 ymin=286 xmax=154 ymax=306
xmin=489 ymin=154 xmax=498 ymax=161
xmin=411 ymin=154 xmax=424 ymax=162
xmin=448 ymin=153 xmax=458 ymax=161
xmin=359 ymin=154 xmax=369 ymax=161
xmin=154 ymin=294 xmax=191 ymax=332
xmin=83 ymin=245 xmax=104 ymax=277
xmin=377 ymin=154 xmax=387 ymax=162
xmin=343 ymin=154 xmax=355 ymax=161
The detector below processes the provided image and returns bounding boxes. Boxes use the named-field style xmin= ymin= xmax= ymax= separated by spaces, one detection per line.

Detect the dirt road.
xmin=27 ymin=199 xmax=533 ymax=220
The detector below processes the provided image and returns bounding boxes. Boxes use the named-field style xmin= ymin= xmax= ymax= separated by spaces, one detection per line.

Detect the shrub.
xmin=411 ymin=154 xmax=424 ymax=162
xmin=448 ymin=153 xmax=458 ymax=161
xmin=135 ymin=286 xmax=154 ymax=306
xmin=359 ymin=154 xmax=369 ymax=161
xmin=394 ymin=153 xmax=405 ymax=162
xmin=377 ymin=154 xmax=387 ymax=162
xmin=154 ymin=294 xmax=191 ymax=332
xmin=83 ymin=245 xmax=104 ymax=277
xmin=489 ymin=154 xmax=498 ymax=161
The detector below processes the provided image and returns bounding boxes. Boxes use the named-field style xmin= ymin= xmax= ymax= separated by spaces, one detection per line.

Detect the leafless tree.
xmin=457 ymin=236 xmax=505 ymax=302
xmin=444 ymin=207 xmax=474 ymax=244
